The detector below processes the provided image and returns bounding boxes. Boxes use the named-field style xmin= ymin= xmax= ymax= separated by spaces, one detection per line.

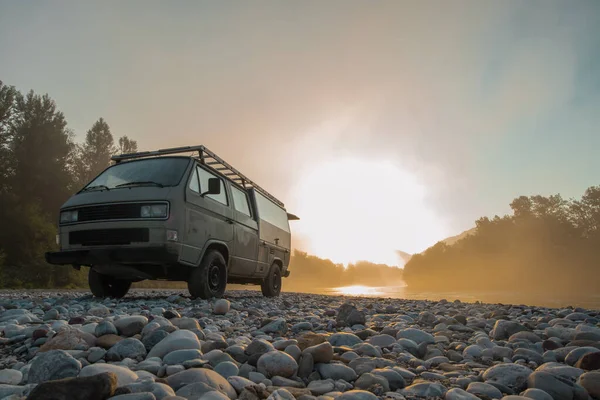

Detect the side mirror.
xmin=202 ymin=177 xmax=221 ymax=197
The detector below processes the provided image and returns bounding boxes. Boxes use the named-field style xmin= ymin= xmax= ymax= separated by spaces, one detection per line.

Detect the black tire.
xmin=89 ymin=269 xmax=132 ymax=298
xmin=188 ymin=250 xmax=228 ymax=299
xmin=261 ymin=263 xmax=282 ymax=297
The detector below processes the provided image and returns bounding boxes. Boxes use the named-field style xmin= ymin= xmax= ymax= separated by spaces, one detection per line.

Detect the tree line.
xmin=0 ymin=79 xmax=137 ymax=288
xmin=402 ymin=187 xmax=600 ymax=294
xmin=284 ymin=250 xmax=404 ymax=292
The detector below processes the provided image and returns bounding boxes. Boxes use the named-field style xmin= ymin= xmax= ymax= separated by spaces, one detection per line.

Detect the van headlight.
xmin=141 ymin=204 xmax=168 ymax=218
xmin=60 ymin=210 xmax=78 ymax=223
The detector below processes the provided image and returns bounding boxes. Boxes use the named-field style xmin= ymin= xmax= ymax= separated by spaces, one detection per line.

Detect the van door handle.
xmin=225 ymin=218 xmax=233 ymax=224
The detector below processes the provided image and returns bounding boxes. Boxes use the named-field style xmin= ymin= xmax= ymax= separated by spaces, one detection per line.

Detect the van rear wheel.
xmin=188 ymin=250 xmax=227 ymax=299
xmin=261 ymin=263 xmax=282 ymax=297
xmin=89 ymin=269 xmax=132 ymax=298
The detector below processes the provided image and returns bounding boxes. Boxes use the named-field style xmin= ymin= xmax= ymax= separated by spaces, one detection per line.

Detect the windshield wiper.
xmin=116 ymin=181 xmax=164 ymax=188
xmin=81 ymin=185 xmax=110 ymax=192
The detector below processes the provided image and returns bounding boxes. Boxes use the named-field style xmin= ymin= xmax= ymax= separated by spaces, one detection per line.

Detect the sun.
xmin=288 ymin=157 xmax=448 ymax=267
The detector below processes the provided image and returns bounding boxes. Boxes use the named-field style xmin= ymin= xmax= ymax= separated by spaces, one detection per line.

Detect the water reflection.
xmin=327 ymin=285 xmax=600 ymax=309
xmin=331 ymin=285 xmax=384 ymax=296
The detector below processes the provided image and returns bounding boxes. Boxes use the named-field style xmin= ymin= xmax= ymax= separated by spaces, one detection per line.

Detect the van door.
xmin=181 ymin=164 xmax=233 ymax=266
xmin=228 ymin=184 xmax=259 ymax=277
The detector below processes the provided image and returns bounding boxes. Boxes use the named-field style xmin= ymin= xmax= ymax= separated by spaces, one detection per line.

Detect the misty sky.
xmin=1 ymin=1 xmax=599 ymax=264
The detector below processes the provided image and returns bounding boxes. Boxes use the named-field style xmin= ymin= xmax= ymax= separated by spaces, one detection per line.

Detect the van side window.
xmin=231 ymin=185 xmax=252 ymax=217
xmin=255 ymin=191 xmax=290 ymax=232
xmin=197 ymin=166 xmax=228 ymax=205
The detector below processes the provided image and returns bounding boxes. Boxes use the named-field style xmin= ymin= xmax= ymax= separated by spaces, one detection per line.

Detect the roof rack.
xmin=111 ymin=145 xmax=285 ymax=208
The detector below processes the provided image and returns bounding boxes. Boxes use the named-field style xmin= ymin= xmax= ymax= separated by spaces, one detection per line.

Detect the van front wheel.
xmin=89 ymin=269 xmax=132 ymax=298
xmin=261 ymin=263 xmax=282 ymax=297
xmin=188 ymin=250 xmax=227 ymax=299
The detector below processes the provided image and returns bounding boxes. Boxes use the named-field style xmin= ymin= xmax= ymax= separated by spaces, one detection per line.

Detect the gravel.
xmin=0 ymin=289 xmax=599 ymax=400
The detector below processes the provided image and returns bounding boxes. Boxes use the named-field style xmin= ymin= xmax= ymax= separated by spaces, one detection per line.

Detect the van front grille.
xmin=76 ymin=203 xmax=143 ymax=222
xmin=69 ymin=228 xmax=149 ymax=246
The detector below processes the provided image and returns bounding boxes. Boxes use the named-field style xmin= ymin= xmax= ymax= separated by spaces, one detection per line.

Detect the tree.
xmin=0 ymin=86 xmax=79 ymax=287
xmin=72 ymin=118 xmax=115 ymax=189
xmin=8 ymin=90 xmax=74 ymax=219
xmin=510 ymin=196 xmax=532 ymax=218
xmin=0 ymin=80 xmax=17 ymax=192
xmin=118 ymin=135 xmax=138 ymax=154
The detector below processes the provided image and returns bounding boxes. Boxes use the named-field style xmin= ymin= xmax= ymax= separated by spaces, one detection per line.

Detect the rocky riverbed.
xmin=0 ymin=289 xmax=599 ymax=400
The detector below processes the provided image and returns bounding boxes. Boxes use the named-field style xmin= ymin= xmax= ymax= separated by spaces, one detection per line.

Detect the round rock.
xmin=114 ymin=316 xmax=148 ymax=337
xmin=29 ymin=350 xmax=82 ymax=384
xmin=106 ymin=338 xmax=147 ymax=361
xmin=147 ymin=329 xmax=201 ymax=359
xmin=257 ymin=351 xmax=299 ymax=378
xmin=214 ymin=299 xmax=231 ymax=315
xmin=79 ymin=364 xmax=139 ymax=387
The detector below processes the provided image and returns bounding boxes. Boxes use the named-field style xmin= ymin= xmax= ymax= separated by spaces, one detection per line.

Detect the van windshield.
xmin=82 ymin=157 xmax=190 ymax=191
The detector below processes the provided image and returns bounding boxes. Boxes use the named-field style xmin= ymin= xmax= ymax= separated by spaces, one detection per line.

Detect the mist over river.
xmin=278 ymin=283 xmax=600 ymax=310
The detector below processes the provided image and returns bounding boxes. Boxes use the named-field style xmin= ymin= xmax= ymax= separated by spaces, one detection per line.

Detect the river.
xmin=305 ymin=284 xmax=600 ymax=309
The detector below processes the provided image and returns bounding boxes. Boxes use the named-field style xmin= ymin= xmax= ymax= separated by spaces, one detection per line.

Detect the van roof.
xmin=112 ymin=145 xmax=286 ymax=208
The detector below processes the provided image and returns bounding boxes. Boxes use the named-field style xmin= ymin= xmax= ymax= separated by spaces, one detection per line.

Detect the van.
xmin=45 ymin=145 xmax=298 ymax=299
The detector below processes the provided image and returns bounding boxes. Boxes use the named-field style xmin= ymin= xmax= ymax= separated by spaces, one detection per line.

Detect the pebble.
xmin=110 ymin=393 xmax=156 ymax=400
xmin=0 ymin=369 xmax=22 ymax=385
xmin=96 ymin=321 xmax=118 ymax=337
xmin=257 ymin=350 xmax=299 ymax=378
xmin=522 ymin=388 xmax=554 ymax=400
xmin=166 ymin=368 xmax=237 ymax=398
xmin=106 ymin=338 xmax=147 ymax=361
xmin=163 ymin=349 xmax=203 ymax=365
xmin=0 ymin=289 xmax=599 ymax=400
xmin=147 ymin=330 xmax=201 ymax=359
xmin=482 ymin=363 xmax=533 ymax=391
xmin=303 ymin=342 xmax=333 ymax=363
xmin=79 ymin=364 xmax=139 ymax=386
xmin=214 ymin=361 xmax=240 ymax=379
xmin=214 ymin=299 xmax=231 ymax=315
xmin=114 ymin=316 xmax=148 ymax=337
xmin=466 ymin=382 xmax=503 ymax=399
xmin=28 ymin=350 xmax=81 ymax=383
xmin=445 ymin=388 xmax=480 ymax=400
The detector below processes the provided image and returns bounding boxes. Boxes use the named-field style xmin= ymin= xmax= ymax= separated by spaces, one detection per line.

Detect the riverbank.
xmin=1 ymin=290 xmax=599 ymax=399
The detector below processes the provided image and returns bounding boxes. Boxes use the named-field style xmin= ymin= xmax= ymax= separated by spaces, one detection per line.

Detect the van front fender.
xmin=196 ymin=240 xmax=230 ymax=268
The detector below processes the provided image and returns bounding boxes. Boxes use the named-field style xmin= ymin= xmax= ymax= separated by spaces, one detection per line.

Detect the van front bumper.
xmin=45 ymin=245 xmax=179 ymax=266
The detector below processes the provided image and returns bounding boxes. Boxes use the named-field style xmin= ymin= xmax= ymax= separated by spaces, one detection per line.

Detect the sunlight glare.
xmin=289 ymin=157 xmax=448 ymax=266
xmin=334 ymin=285 xmax=383 ymax=296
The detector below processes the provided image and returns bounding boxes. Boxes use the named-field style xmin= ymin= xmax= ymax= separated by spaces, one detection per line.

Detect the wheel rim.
xmin=273 ymin=269 xmax=281 ymax=291
xmin=208 ymin=262 xmax=222 ymax=292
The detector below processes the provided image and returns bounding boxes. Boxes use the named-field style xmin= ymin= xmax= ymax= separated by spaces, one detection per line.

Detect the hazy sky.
xmin=1 ymin=1 xmax=599 ymax=264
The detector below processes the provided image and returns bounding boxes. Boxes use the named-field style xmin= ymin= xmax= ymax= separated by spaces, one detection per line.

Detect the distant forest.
xmin=403 ymin=187 xmax=600 ymax=293
xmin=0 ymin=79 xmax=138 ymax=288
xmin=284 ymin=251 xmax=405 ymax=291
xmin=0 ymin=79 xmax=403 ymax=289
